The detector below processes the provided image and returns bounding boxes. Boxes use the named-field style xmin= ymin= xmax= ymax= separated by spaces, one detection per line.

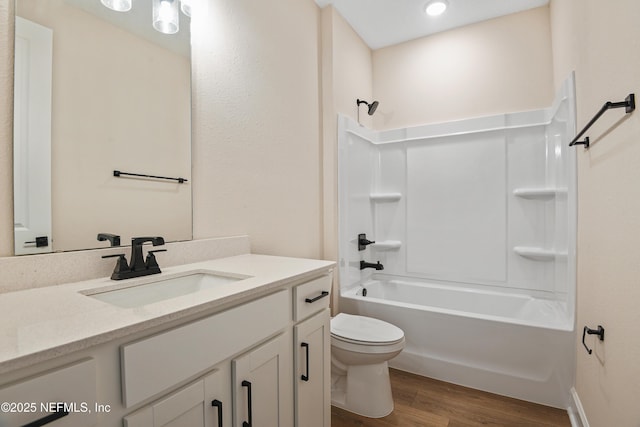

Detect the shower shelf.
xmin=513 ymin=187 xmax=567 ymax=199
xmin=514 ymin=246 xmax=567 ymax=261
xmin=369 ymin=192 xmax=402 ymax=202
xmin=370 ymin=241 xmax=402 ymax=250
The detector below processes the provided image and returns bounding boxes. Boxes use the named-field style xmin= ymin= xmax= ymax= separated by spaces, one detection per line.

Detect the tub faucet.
xmin=360 ymin=260 xmax=384 ymax=270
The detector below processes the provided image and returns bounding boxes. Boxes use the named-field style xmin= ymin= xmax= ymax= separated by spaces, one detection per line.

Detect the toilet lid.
xmin=331 ymin=313 xmax=404 ymax=344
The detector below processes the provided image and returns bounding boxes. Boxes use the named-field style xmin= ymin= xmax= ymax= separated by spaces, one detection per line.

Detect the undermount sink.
xmin=86 ymin=272 xmax=249 ymax=308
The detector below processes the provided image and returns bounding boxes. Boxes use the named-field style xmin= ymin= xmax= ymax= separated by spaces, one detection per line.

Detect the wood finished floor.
xmin=331 ymin=369 xmax=571 ymax=427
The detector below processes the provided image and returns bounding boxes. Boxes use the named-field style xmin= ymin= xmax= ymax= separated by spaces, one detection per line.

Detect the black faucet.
xmin=360 ymin=260 xmax=384 ymax=270
xmin=358 ymin=233 xmax=375 ymax=251
xmin=97 ymin=233 xmax=121 ymax=247
xmin=102 ymin=236 xmax=166 ymax=280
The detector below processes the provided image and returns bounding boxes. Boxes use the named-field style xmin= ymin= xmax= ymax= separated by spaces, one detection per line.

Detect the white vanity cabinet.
xmin=124 ymin=365 xmax=231 ymax=427
xmin=233 ymin=333 xmax=292 ymax=427
xmin=0 ymin=258 xmax=334 ymax=427
xmin=294 ymin=309 xmax=330 ymax=427
xmin=121 ymin=274 xmax=331 ymax=427
xmin=292 ymin=276 xmax=332 ymax=427
xmin=0 ymin=358 xmax=97 ymax=427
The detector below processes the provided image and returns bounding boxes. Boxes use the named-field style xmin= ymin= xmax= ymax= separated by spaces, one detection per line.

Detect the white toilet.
xmin=330 ymin=313 xmax=405 ymax=418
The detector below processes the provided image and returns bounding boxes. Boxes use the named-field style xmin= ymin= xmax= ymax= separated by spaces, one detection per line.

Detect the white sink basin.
xmin=87 ymin=272 xmax=248 ymax=308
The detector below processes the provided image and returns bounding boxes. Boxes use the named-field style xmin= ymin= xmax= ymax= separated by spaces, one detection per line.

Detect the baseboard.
xmin=568 ymin=387 xmax=588 ymax=427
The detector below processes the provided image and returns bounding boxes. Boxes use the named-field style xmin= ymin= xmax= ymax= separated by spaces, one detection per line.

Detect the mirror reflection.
xmin=13 ymin=0 xmax=192 ymax=255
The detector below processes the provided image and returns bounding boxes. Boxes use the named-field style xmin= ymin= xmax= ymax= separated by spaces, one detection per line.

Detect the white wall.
xmin=550 ymin=0 xmax=640 ymax=425
xmin=372 ymin=6 xmax=554 ymax=130
xmin=190 ymin=0 xmax=323 ymax=259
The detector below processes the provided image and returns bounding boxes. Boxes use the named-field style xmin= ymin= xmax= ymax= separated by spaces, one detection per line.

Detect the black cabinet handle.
xmin=24 ymin=236 xmax=49 ymax=248
xmin=305 ymin=291 xmax=329 ymax=304
xmin=241 ymin=380 xmax=252 ymax=427
xmin=22 ymin=410 xmax=69 ymax=427
xmin=211 ymin=399 xmax=223 ymax=427
xmin=301 ymin=342 xmax=310 ymax=382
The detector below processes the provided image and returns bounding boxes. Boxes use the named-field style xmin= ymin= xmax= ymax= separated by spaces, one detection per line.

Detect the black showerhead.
xmin=368 ymin=101 xmax=379 ymax=115
xmin=357 ymin=99 xmax=379 ymax=116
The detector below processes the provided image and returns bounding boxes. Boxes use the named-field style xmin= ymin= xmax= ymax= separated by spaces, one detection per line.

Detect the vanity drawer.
xmin=293 ymin=274 xmax=332 ymax=321
xmin=0 ymin=358 xmax=97 ymax=427
xmin=121 ymin=290 xmax=289 ymax=407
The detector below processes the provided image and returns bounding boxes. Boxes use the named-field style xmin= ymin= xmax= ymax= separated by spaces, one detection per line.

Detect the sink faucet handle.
xmin=102 ymin=253 xmax=130 ymax=275
xmin=146 ymin=249 xmax=166 ymax=271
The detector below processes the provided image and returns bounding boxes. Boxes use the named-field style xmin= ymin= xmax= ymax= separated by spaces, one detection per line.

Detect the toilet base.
xmin=330 ymin=361 xmax=394 ymax=418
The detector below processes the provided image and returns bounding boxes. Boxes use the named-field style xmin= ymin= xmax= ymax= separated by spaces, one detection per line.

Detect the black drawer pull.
xmin=22 ymin=410 xmax=69 ymax=427
xmin=211 ymin=399 xmax=223 ymax=427
xmin=242 ymin=380 xmax=252 ymax=427
xmin=305 ymin=291 xmax=329 ymax=304
xmin=301 ymin=342 xmax=310 ymax=382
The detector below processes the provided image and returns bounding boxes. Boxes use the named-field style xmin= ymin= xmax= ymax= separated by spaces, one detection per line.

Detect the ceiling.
xmin=315 ymin=0 xmax=549 ymax=50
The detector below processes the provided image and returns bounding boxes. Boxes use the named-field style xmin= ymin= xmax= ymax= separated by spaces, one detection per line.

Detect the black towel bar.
xmin=113 ymin=170 xmax=188 ymax=183
xmin=569 ymin=93 xmax=635 ymax=148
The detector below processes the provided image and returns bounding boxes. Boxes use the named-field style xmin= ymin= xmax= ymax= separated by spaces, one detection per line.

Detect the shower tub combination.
xmin=337 ymin=76 xmax=577 ymax=409
xmin=339 ymin=276 xmax=574 ymax=408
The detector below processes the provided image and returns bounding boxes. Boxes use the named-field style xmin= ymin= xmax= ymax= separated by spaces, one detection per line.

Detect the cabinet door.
xmin=205 ymin=363 xmax=232 ymax=427
xmin=294 ymin=309 xmax=330 ymax=427
xmin=124 ymin=367 xmax=231 ymax=427
xmin=233 ymin=333 xmax=293 ymax=427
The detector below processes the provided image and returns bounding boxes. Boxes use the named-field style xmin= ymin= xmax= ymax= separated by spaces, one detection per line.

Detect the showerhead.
xmin=357 ymin=99 xmax=380 ymax=116
xmin=368 ymin=101 xmax=379 ymax=115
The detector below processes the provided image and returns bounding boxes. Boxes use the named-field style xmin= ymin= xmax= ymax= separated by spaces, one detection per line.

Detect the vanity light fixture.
xmin=425 ymin=0 xmax=448 ymax=17
xmin=180 ymin=0 xmax=192 ymax=17
xmin=100 ymin=0 xmax=193 ymax=34
xmin=153 ymin=0 xmax=179 ymax=34
xmin=101 ymin=0 xmax=132 ymax=12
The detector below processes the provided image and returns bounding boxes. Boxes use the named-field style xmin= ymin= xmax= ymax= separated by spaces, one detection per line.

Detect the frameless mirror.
xmin=13 ymin=0 xmax=192 ymax=255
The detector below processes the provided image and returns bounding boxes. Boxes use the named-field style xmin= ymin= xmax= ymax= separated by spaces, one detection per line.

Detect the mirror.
xmin=13 ymin=0 xmax=192 ymax=255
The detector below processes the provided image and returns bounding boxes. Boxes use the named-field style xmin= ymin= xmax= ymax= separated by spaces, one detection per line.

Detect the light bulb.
xmin=180 ymin=0 xmax=192 ymax=17
xmin=153 ymin=0 xmax=179 ymax=34
xmin=425 ymin=0 xmax=448 ymax=17
xmin=101 ymin=0 xmax=132 ymax=12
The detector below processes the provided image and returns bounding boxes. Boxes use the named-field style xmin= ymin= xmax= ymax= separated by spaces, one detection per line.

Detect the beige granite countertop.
xmin=0 ymin=254 xmax=334 ymax=374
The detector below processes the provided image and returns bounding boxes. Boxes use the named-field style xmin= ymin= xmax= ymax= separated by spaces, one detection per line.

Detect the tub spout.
xmin=360 ymin=260 xmax=384 ymax=270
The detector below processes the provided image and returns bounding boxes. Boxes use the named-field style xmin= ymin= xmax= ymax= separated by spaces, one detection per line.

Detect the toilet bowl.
xmin=330 ymin=313 xmax=405 ymax=418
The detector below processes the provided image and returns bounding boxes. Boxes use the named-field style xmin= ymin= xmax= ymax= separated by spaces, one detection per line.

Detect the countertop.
xmin=0 ymin=254 xmax=335 ymax=375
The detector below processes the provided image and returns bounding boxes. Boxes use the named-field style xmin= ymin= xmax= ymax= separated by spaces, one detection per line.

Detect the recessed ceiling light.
xmin=425 ymin=0 xmax=448 ymax=17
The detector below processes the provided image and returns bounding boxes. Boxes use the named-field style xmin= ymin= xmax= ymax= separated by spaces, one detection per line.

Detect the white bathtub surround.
xmin=337 ymin=74 xmax=577 ymax=409
xmin=0 ymin=236 xmax=250 ymax=294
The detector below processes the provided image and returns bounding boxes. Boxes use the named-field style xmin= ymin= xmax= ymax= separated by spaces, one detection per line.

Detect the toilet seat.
xmin=331 ymin=313 xmax=404 ymax=346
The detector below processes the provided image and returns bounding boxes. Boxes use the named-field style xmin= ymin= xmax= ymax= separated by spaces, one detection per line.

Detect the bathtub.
xmin=338 ymin=276 xmax=575 ymax=409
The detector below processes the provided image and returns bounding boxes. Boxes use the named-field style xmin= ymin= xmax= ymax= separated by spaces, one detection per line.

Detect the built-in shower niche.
xmin=338 ymin=75 xmax=576 ymax=307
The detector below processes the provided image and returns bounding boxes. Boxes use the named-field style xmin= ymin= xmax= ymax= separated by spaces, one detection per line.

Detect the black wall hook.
xmin=582 ymin=325 xmax=605 ymax=354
